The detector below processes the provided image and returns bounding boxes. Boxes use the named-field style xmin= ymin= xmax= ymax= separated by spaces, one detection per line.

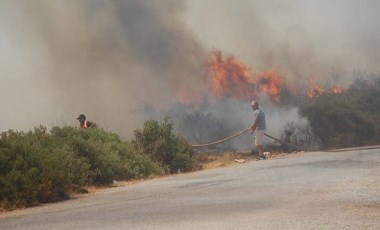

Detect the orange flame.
xmin=329 ymin=85 xmax=344 ymax=95
xmin=306 ymin=76 xmax=346 ymax=98
xmin=255 ymin=70 xmax=284 ymax=102
xmin=175 ymin=50 xmax=347 ymax=105
xmin=206 ymin=51 xmax=284 ymax=102
xmin=307 ymin=76 xmax=325 ymax=98
xmin=207 ymin=51 xmax=255 ymax=101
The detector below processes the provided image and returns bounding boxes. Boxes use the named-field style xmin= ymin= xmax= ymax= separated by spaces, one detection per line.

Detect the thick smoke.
xmin=171 ymin=95 xmax=307 ymax=150
xmin=1 ymin=0 xmax=379 ymax=149
xmin=186 ymin=0 xmax=380 ymax=87
xmin=0 ymin=0 xmax=206 ymax=135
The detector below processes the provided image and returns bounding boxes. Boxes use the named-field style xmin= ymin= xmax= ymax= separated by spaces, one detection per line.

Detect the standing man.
xmin=77 ymin=114 xmax=98 ymax=129
xmin=250 ymin=100 xmax=266 ymax=160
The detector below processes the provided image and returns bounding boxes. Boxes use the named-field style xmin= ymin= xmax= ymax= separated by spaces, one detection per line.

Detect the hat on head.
xmin=77 ymin=114 xmax=86 ymax=120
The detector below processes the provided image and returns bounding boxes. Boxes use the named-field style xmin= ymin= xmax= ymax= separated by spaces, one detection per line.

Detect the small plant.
xmin=133 ymin=117 xmax=199 ymax=173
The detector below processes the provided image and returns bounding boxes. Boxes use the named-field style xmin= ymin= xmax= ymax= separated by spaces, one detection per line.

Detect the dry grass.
xmin=196 ymin=150 xmax=291 ymax=170
xmin=197 ymin=152 xmax=255 ymax=169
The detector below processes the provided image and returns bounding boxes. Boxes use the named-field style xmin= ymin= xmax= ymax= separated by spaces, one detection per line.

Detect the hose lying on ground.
xmin=263 ymin=133 xmax=312 ymax=151
xmin=191 ymin=127 xmax=311 ymax=151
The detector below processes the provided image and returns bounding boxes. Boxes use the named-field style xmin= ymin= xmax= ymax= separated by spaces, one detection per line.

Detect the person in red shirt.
xmin=77 ymin=114 xmax=98 ymax=128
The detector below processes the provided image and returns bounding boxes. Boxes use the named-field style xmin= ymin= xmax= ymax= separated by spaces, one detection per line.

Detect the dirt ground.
xmin=197 ymin=150 xmax=291 ymax=169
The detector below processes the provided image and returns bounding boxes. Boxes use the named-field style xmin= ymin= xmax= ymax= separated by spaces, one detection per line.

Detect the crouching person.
xmin=77 ymin=114 xmax=98 ymax=129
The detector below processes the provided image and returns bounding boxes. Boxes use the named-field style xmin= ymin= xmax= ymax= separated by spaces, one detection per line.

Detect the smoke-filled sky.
xmin=186 ymin=0 xmax=380 ymax=85
xmin=1 ymin=0 xmax=379 ymax=138
xmin=0 ymin=0 xmax=206 ymax=134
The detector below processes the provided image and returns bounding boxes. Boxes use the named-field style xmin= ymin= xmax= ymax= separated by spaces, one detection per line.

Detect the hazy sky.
xmin=0 ymin=0 xmax=379 ymax=136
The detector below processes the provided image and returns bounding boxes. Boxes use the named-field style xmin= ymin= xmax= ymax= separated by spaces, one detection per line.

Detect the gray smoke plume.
xmin=0 ymin=0 xmax=206 ymax=135
xmin=171 ymin=95 xmax=307 ymax=151
xmin=186 ymin=0 xmax=380 ymax=88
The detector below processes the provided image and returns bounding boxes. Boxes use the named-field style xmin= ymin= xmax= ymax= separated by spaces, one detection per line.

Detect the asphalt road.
xmin=1 ymin=147 xmax=379 ymax=230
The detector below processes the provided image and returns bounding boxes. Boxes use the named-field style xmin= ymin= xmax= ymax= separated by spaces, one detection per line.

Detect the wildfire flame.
xmin=307 ymin=76 xmax=325 ymax=98
xmin=206 ymin=51 xmax=284 ymax=102
xmin=255 ymin=70 xmax=284 ymax=102
xmin=306 ymin=76 xmax=346 ymax=98
xmin=207 ymin=51 xmax=255 ymax=101
xmin=329 ymin=86 xmax=345 ymax=95
xmin=174 ymin=50 xmax=347 ymax=105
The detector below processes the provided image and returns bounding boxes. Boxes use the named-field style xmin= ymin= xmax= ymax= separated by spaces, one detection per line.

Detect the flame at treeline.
xmin=306 ymin=76 xmax=345 ymax=98
xmin=176 ymin=50 xmax=346 ymax=105
xmin=206 ymin=51 xmax=284 ymax=102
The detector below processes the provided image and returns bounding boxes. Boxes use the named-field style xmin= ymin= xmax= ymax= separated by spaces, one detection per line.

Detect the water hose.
xmin=191 ymin=127 xmax=251 ymax=147
xmin=191 ymin=127 xmax=311 ymax=151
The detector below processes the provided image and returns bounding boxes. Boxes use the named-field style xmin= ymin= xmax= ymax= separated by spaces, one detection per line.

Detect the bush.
xmin=1 ymin=121 xmax=189 ymax=210
xmin=300 ymin=76 xmax=380 ymax=148
xmin=133 ymin=117 xmax=199 ymax=173
xmin=0 ymin=127 xmax=90 ymax=208
xmin=50 ymin=126 xmax=163 ymax=184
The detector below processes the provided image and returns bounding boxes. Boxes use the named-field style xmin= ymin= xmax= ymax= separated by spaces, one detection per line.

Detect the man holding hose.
xmin=251 ymin=100 xmax=266 ymax=160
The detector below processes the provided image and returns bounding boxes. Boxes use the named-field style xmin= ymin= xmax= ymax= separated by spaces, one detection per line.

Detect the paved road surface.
xmin=1 ymin=148 xmax=379 ymax=229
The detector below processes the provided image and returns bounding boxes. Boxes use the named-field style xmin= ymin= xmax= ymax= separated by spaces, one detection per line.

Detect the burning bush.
xmin=206 ymin=51 xmax=284 ymax=103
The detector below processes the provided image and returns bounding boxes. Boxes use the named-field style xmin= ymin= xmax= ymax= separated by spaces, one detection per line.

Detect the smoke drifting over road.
xmin=1 ymin=0 xmax=379 ymax=145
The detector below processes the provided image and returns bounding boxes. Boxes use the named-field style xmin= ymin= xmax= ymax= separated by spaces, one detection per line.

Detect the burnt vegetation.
xmin=280 ymin=121 xmax=321 ymax=152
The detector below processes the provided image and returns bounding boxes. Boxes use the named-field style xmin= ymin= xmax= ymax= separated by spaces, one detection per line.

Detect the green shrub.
xmin=133 ymin=117 xmax=199 ymax=173
xmin=0 ymin=127 xmax=90 ymax=208
xmin=300 ymin=77 xmax=380 ymax=148
xmin=50 ymin=126 xmax=162 ymax=184
xmin=0 ymin=123 xmax=175 ymax=210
